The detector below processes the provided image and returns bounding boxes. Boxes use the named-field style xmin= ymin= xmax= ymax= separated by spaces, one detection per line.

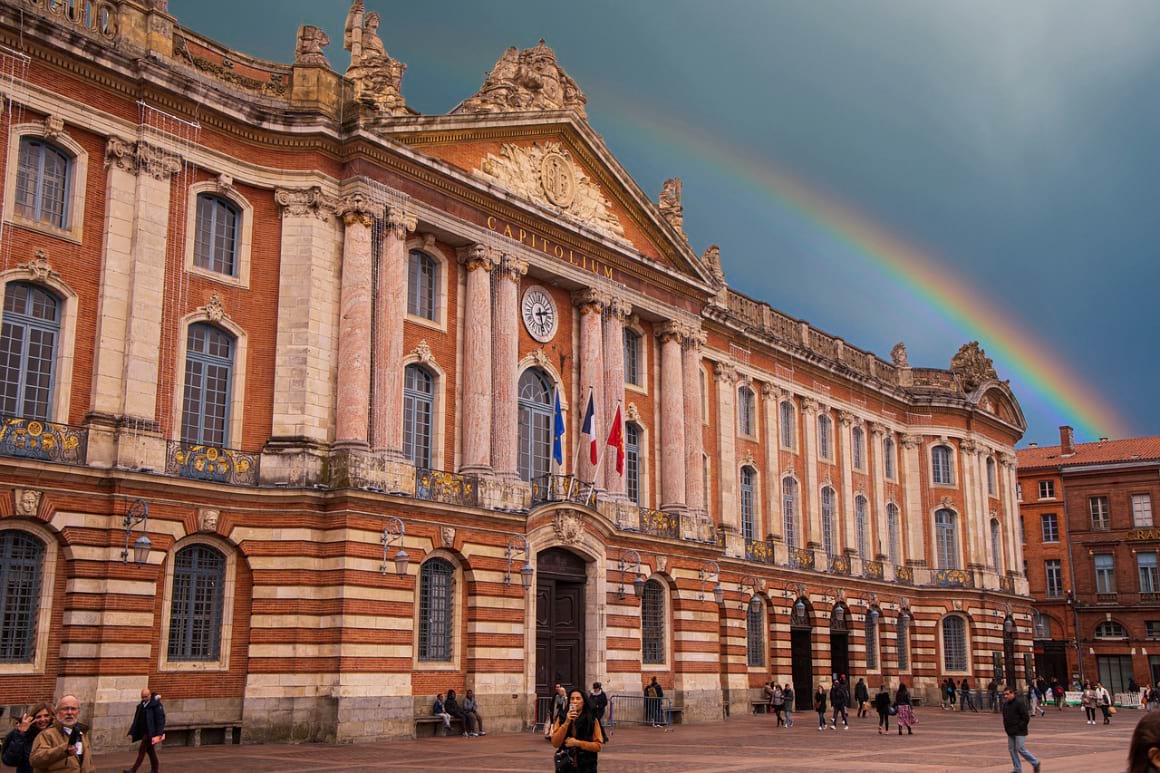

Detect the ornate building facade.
xmin=0 ymin=0 xmax=1032 ymax=748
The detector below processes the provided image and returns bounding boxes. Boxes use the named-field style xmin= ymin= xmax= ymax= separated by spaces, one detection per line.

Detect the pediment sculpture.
xmin=950 ymin=341 xmax=998 ymax=392
xmin=343 ymin=0 xmax=408 ymax=116
xmin=458 ymin=39 xmax=587 ymax=117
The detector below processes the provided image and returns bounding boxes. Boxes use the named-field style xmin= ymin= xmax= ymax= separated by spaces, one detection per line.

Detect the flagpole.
xmin=570 ymin=386 xmax=594 ymax=497
xmin=588 ymin=399 xmax=622 ymax=506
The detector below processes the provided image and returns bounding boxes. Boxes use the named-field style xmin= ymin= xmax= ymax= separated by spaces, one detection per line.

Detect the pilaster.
xmin=681 ymin=327 xmax=706 ymax=512
xmin=713 ymin=361 xmax=738 ymax=537
xmin=602 ymin=296 xmax=631 ymax=494
xmin=760 ymin=383 xmax=783 ymax=542
xmin=800 ymin=398 xmax=821 ymax=548
xmin=869 ymin=423 xmax=889 ymax=560
xmin=573 ymin=288 xmax=607 ymax=487
xmin=490 ymin=254 xmax=528 ymax=479
xmin=656 ymin=321 xmax=687 ymax=511
xmin=371 ymin=204 xmax=418 ymax=457
xmin=838 ymin=410 xmax=856 ymax=555
xmin=458 ymin=244 xmax=497 ymax=473
xmin=900 ymin=434 xmax=926 ymax=565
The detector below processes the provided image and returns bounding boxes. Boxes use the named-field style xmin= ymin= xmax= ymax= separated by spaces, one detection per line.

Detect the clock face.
xmin=521 ymin=285 xmax=558 ymax=343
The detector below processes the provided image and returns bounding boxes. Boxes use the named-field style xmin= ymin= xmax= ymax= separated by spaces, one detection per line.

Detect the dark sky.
xmin=169 ymin=0 xmax=1160 ymax=447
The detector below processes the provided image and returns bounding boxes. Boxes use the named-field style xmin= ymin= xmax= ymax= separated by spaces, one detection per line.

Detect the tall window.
xmin=1095 ymin=554 xmax=1116 ymax=594
xmin=641 ymin=579 xmax=666 ymax=665
xmin=167 ymin=544 xmax=226 ymax=661
xmin=16 ymin=137 xmax=69 ymax=228
xmin=738 ymin=386 xmax=755 ymax=436
xmin=942 ymin=615 xmax=968 ymax=672
xmin=402 ymin=365 xmax=434 ymax=468
xmin=626 ymin=423 xmax=641 ymax=505
xmin=0 ymin=530 xmax=44 ymax=663
xmin=702 ymin=454 xmax=710 ymax=514
xmin=779 ymin=401 xmax=796 ymax=449
xmin=1139 ymin=553 xmax=1159 ymax=595
xmin=990 ymin=518 xmax=1003 ymax=573
xmin=1038 ymin=480 xmax=1055 ymax=499
xmin=883 ymin=437 xmax=896 ymax=479
xmin=852 ymin=426 xmax=865 ymax=470
xmin=1041 ymin=513 xmax=1059 ymax=543
xmin=181 ymin=324 xmax=234 ymax=446
xmin=935 ymin=508 xmax=959 ymax=569
xmin=932 ymin=445 xmax=954 ymax=485
xmin=746 ymin=597 xmax=765 ymax=667
xmin=407 ymin=249 xmax=438 ymax=321
xmin=821 ymin=486 xmax=836 ymax=558
xmin=1045 ymin=559 xmax=1063 ymax=598
xmin=865 ymin=613 xmax=879 ymax=670
xmin=1090 ymin=496 xmax=1110 ymax=530
xmin=986 ymin=457 xmax=997 ymax=496
xmin=194 ymin=194 xmax=239 ymax=276
xmin=887 ymin=504 xmax=900 ymax=565
xmin=517 ymin=369 xmax=552 ymax=482
xmin=817 ymin=415 xmax=833 ymax=460
xmin=1134 ymin=495 xmax=1154 ymax=527
xmin=740 ymin=466 xmax=756 ymax=541
xmin=623 ymin=329 xmax=642 ymax=386
xmin=418 ymin=558 xmax=454 ymax=661
xmin=1033 ymin=611 xmax=1052 ymax=639
xmin=897 ymin=614 xmax=910 ymax=671
xmin=783 ymin=478 xmax=797 ymax=550
xmin=0 ymin=283 xmax=60 ymax=421
xmin=855 ymin=496 xmax=869 ymax=559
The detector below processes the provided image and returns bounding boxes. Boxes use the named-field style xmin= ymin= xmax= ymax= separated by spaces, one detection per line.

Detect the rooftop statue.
xmin=295 ymin=25 xmax=330 ymax=68
xmin=343 ymin=0 xmax=408 ymax=116
xmin=457 ymin=39 xmax=587 ymax=117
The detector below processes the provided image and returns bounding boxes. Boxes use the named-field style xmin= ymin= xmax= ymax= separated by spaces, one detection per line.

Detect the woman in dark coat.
xmin=551 ymin=688 xmax=604 ymax=773
xmin=126 ymin=688 xmax=166 ymax=773
xmin=874 ymin=684 xmax=892 ymax=734
xmin=2 ymin=703 xmax=52 ymax=773
xmin=814 ymin=684 xmax=828 ymax=730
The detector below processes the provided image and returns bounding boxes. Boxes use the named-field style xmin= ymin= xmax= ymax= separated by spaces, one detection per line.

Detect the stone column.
xmin=869 ymin=423 xmax=889 ymax=560
xmin=960 ymin=439 xmax=984 ymax=568
xmin=714 ymin=362 xmax=738 ymax=533
xmin=682 ymin=328 xmax=705 ymax=512
xmin=761 ymin=383 xmax=783 ymax=541
xmin=1000 ymin=452 xmax=1021 ymax=572
xmin=491 ymin=254 xmax=528 ymax=478
xmin=372 ymin=205 xmax=417 ymax=455
xmin=459 ymin=244 xmax=497 ymax=474
xmin=900 ymin=434 xmax=926 ymax=564
xmin=801 ymin=398 xmax=821 ymax=548
xmin=602 ymin=296 xmax=632 ymax=494
xmin=657 ymin=322 xmax=686 ymax=511
xmin=574 ymin=289 xmax=606 ymax=486
xmin=334 ymin=193 xmax=383 ymax=449
xmin=838 ymin=411 xmax=856 ymax=555
xmin=978 ymin=445 xmax=996 ymax=570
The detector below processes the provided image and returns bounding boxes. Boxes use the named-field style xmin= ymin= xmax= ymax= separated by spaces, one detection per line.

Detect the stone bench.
xmin=668 ymin=705 xmax=684 ymax=724
xmin=164 ymin=722 xmax=241 ymax=747
xmin=414 ymin=715 xmax=465 ymax=737
xmin=751 ymin=700 xmax=770 ymax=714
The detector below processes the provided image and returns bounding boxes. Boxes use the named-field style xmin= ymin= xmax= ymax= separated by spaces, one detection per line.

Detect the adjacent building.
xmin=0 ymin=0 xmax=1032 ymax=748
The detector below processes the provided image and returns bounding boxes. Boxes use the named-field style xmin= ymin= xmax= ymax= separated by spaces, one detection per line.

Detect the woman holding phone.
xmin=2 ymin=703 xmax=53 ymax=773
xmin=550 ymin=688 xmax=604 ymax=772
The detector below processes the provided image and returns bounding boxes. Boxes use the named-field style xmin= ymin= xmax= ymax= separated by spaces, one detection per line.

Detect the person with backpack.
xmin=854 ymin=678 xmax=869 ymax=718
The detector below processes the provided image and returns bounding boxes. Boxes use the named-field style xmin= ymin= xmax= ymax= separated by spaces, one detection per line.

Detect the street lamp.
xmin=699 ymin=560 xmax=724 ymax=605
xmin=618 ymin=549 xmax=646 ymax=600
xmin=740 ymin=574 xmax=760 ymax=610
xmin=120 ymin=498 xmax=151 ymax=564
xmin=381 ymin=517 xmax=409 ymax=577
xmin=505 ymin=536 xmax=534 ymax=591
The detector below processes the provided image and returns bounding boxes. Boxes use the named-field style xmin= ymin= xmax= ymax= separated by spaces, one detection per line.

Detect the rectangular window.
xmin=1140 ymin=553 xmax=1159 ymax=594
xmin=623 ymin=330 xmax=641 ymax=386
xmin=1095 ymin=554 xmax=1116 ymax=594
xmin=884 ymin=438 xmax=895 ymax=479
xmin=1016 ymin=482 xmax=1023 ymax=501
xmin=1134 ymin=494 xmax=1154 ymax=527
xmin=779 ymin=401 xmax=796 ymax=450
xmin=1041 ymin=513 xmax=1059 ymax=543
xmin=1146 ymin=621 xmax=1160 ymax=640
xmin=1045 ymin=559 xmax=1063 ymax=598
xmin=1019 ymin=516 xmax=1025 ymax=544
xmin=1090 ymin=496 xmax=1110 ymax=530
xmin=1038 ymin=480 xmax=1055 ymax=499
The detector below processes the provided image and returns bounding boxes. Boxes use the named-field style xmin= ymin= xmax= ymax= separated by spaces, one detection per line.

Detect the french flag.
xmin=580 ymin=390 xmax=598 ymax=465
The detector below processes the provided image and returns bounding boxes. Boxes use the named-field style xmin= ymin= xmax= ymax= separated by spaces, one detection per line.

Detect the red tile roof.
xmin=1017 ymin=436 xmax=1160 ymax=470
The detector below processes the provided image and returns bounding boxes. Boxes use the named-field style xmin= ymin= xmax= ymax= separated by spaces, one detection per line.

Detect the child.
xmin=433 ymin=693 xmax=453 ymax=731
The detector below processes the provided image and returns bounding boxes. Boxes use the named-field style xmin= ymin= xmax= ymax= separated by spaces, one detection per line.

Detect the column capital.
xmin=837 ymin=409 xmax=856 ymax=428
xmin=800 ymin=397 xmax=819 ymax=415
xmin=959 ymin=438 xmax=980 ymax=455
xmin=385 ymin=204 xmax=418 ymax=239
xmin=868 ymin=421 xmax=888 ymax=438
xmin=457 ymin=243 xmax=498 ymax=272
xmin=336 ymin=192 xmax=384 ymax=226
xmin=105 ymin=137 xmax=182 ymax=179
xmin=572 ymin=287 xmax=608 ymax=314
xmin=900 ymin=434 xmax=923 ymax=449
xmin=759 ymin=381 xmax=782 ymax=399
xmin=275 ymin=186 xmax=339 ymax=221
xmin=656 ymin=319 xmax=686 ymax=345
xmin=713 ymin=361 xmax=737 ymax=385
xmin=497 ymin=254 xmax=529 ymax=283
xmin=607 ymin=296 xmax=633 ymax=322
xmin=998 ymin=451 xmax=1016 ymax=467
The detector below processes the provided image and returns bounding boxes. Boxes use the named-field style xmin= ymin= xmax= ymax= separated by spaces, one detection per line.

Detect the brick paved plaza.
xmin=94 ymin=706 xmax=1134 ymax=772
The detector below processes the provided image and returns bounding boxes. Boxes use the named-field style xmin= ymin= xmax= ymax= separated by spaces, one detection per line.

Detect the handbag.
xmin=554 ymin=746 xmax=578 ymax=773
xmin=888 ymin=705 xmax=897 ymax=716
xmin=1108 ymin=705 xmax=1117 ymax=714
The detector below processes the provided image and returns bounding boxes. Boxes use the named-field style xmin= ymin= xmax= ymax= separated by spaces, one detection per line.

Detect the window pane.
xmin=407 ymin=250 xmax=438 ymax=320
xmin=855 ymin=497 xmax=868 ymax=559
xmin=167 ymin=545 xmax=225 ymax=661
xmin=740 ymin=467 xmax=755 ymax=541
xmin=1090 ymin=496 xmax=1110 ymax=530
xmin=866 ymin=617 xmax=878 ymax=670
xmin=623 ymin=330 xmax=640 ymax=385
xmin=821 ymin=487 xmax=835 ymax=558
xmin=1045 ymin=559 xmax=1063 ymax=598
xmin=746 ymin=599 xmax=764 ymax=667
xmin=626 ymin=423 xmax=640 ymax=505
xmin=783 ymin=479 xmax=797 ymax=550
xmin=1041 ymin=514 xmax=1059 ymax=543
xmin=933 ymin=446 xmax=953 ymax=485
xmin=887 ymin=505 xmax=900 ymax=565
xmin=517 ymin=369 xmax=552 ymax=482
xmin=403 ymin=365 xmax=433 ymax=468
xmin=641 ymin=580 xmax=665 ymax=664
xmin=1139 ymin=553 xmax=1158 ymax=594
xmin=942 ymin=616 xmax=967 ymax=672
xmin=884 ymin=438 xmax=895 ymax=479
xmin=852 ymin=427 xmax=864 ymax=469
xmin=194 ymin=195 xmax=238 ymax=275
xmin=1095 ymin=555 xmax=1116 ymax=594
xmin=0 ymin=531 xmax=44 ymax=662
xmin=780 ymin=402 xmax=795 ymax=449
xmin=936 ymin=509 xmax=959 ymax=569
xmin=0 ymin=284 xmax=60 ymax=421
xmin=181 ymin=324 xmax=234 ymax=446
xmin=1134 ymin=495 xmax=1154 ymax=527
xmin=418 ymin=559 xmax=454 ymax=661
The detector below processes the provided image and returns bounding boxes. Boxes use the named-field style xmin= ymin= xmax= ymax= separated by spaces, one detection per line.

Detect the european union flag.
xmin=552 ymin=388 xmax=565 ymax=465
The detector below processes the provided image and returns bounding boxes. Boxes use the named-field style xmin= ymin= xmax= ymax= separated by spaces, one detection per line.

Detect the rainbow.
xmin=583 ymin=84 xmax=1130 ymax=442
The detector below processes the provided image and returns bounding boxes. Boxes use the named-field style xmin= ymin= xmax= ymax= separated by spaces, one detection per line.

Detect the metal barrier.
xmin=531 ymin=696 xmax=555 ymax=733
xmin=606 ymin=693 xmax=673 ymax=730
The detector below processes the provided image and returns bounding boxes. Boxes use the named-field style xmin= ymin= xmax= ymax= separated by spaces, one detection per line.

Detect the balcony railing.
xmin=863 ymin=560 xmax=884 ymax=580
xmin=637 ymin=507 xmax=679 ymax=539
xmin=1140 ymin=592 xmax=1157 ymax=603
xmin=530 ymin=474 xmax=594 ymax=507
xmin=829 ymin=554 xmax=851 ymax=576
xmin=998 ymin=575 xmax=1014 ymax=594
xmin=166 ymin=441 xmax=260 ymax=486
xmin=788 ymin=547 xmax=815 ymax=570
xmin=1096 ymin=592 xmax=1118 ymax=603
xmin=934 ymin=568 xmax=973 ymax=588
xmin=895 ymin=565 xmax=914 ymax=584
xmin=0 ymin=416 xmax=87 ymax=465
xmin=415 ymin=468 xmax=478 ymax=507
xmin=745 ymin=538 xmax=774 ymax=565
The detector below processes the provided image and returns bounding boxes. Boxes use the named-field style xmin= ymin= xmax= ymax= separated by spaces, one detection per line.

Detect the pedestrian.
xmin=644 ymin=676 xmax=664 ymax=727
xmin=433 ymin=693 xmax=453 ymax=733
xmin=1051 ymin=679 xmax=1065 ymax=711
xmin=830 ymin=678 xmax=849 ymax=729
xmin=1027 ymin=678 xmax=1041 ymax=717
xmin=2 ymin=702 xmax=53 ymax=773
xmin=855 ymin=678 xmax=869 ymax=718
xmin=445 ymin=689 xmax=475 ymax=737
xmin=960 ymin=678 xmax=977 ymax=712
xmin=547 ymin=682 xmax=567 ymax=739
xmin=29 ymin=694 xmax=94 ymax=773
xmin=1150 ymin=685 xmax=1160 ymax=713
xmin=947 ymin=678 xmax=957 ymax=711
xmin=1082 ymin=681 xmax=1099 ymax=725
xmin=988 ymin=678 xmax=1000 ymax=712
xmin=125 ymin=687 xmax=166 ymax=772
xmin=894 ymin=682 xmax=915 ymax=736
xmin=589 ymin=682 xmax=608 ymax=722
xmin=782 ymin=683 xmax=794 ymax=728
xmin=550 ymin=688 xmax=604 ymax=773
xmin=814 ymin=684 xmax=828 ymax=730
xmin=761 ymin=681 xmax=773 ymax=715
xmin=1001 ymin=685 xmax=1041 ymax=773
xmin=1128 ymin=710 xmax=1160 ymax=773
xmin=771 ymin=683 xmax=784 ymax=727
xmin=462 ymin=689 xmax=485 ymax=736
xmin=874 ymin=684 xmax=891 ymax=735
xmin=1130 ymin=676 xmax=1140 ymax=695
xmin=1096 ymin=682 xmax=1112 ymax=725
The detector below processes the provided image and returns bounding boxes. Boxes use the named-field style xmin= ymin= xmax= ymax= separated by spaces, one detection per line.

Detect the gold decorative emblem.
xmin=540 ymin=152 xmax=575 ymax=208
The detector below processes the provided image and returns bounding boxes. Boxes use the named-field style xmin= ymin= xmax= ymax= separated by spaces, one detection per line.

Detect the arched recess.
xmin=0 ymin=518 xmax=61 ymax=675
xmin=169 ymin=309 xmax=249 ymax=447
xmin=788 ymin=595 xmax=815 ymax=710
xmin=969 ymin=380 xmax=1028 ymax=433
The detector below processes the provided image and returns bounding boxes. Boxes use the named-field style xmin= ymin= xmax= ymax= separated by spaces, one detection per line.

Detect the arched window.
xmin=783 ymin=478 xmax=798 ymax=550
xmin=986 ymin=456 xmax=997 ymax=496
xmin=887 ymin=503 xmax=901 ymax=566
xmin=818 ymin=414 xmax=833 ymax=460
xmin=780 ymin=401 xmax=795 ymax=449
xmin=746 ymin=597 xmax=765 ymax=667
xmin=403 ymin=364 xmax=434 ymax=468
xmin=407 ymin=249 xmax=438 ymax=321
xmin=167 ymin=544 xmax=226 ymax=661
xmin=990 ymin=518 xmax=1003 ymax=573
xmin=626 ymin=422 xmax=642 ymax=505
xmin=852 ymin=426 xmax=865 ymax=470
xmin=181 ymin=323 xmax=234 ymax=446
xmin=942 ymin=615 xmax=968 ymax=672
xmin=194 ymin=193 xmax=240 ymax=276
xmin=898 ymin=611 xmax=911 ymax=671
xmin=1033 ymin=611 xmax=1052 ymax=639
xmin=0 ymin=530 xmax=44 ymax=663
xmin=418 ymin=558 xmax=455 ymax=661
xmin=1095 ymin=620 xmax=1128 ymax=640
xmin=623 ymin=329 xmax=642 ymax=386
xmin=16 ymin=137 xmax=70 ymax=228
xmin=866 ymin=611 xmax=879 ymax=670
xmin=883 ymin=437 xmax=896 ymax=479
xmin=855 ymin=496 xmax=869 ymax=559
xmin=517 ymin=368 xmax=553 ymax=482
xmin=641 ymin=579 xmax=666 ymax=665
xmin=0 ymin=282 xmax=60 ymax=421
xmin=932 ymin=444 xmax=954 ymax=485
xmin=935 ymin=508 xmax=959 ymax=569
xmin=821 ymin=486 xmax=836 ymax=558
xmin=740 ymin=466 xmax=756 ymax=541
xmin=702 ymin=453 xmax=710 ymax=515
xmin=738 ymin=386 xmax=755 ymax=436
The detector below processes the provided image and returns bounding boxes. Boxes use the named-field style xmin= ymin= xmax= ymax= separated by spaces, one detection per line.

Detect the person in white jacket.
xmin=1096 ymin=682 xmax=1113 ymax=725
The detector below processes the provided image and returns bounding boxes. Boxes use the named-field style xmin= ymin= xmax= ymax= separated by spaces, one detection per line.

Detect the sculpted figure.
xmin=891 ymin=342 xmax=909 ymax=367
xmin=295 ymin=25 xmax=330 ymax=67
xmin=343 ymin=0 xmax=408 ymax=115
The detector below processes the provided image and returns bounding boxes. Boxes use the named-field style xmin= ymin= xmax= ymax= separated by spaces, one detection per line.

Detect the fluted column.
xmin=978 ymin=445 xmax=996 ymax=570
xmin=372 ymin=205 xmax=417 ymax=455
xmin=459 ymin=244 xmax=497 ymax=473
xmin=657 ymin=322 xmax=686 ymax=510
xmin=801 ymin=398 xmax=821 ymax=547
xmin=682 ymin=328 xmax=706 ymax=511
xmin=869 ymin=423 xmax=889 ymax=559
xmin=761 ymin=383 xmax=783 ymax=541
xmin=602 ymin=296 xmax=632 ymax=494
xmin=574 ymin=289 xmax=606 ymax=486
xmin=900 ymin=434 xmax=925 ymax=564
xmin=960 ymin=439 xmax=985 ymax=567
xmin=334 ymin=194 xmax=384 ymax=449
xmin=838 ymin=410 xmax=856 ymax=554
xmin=1000 ymin=452 xmax=1021 ymax=572
xmin=491 ymin=254 xmax=528 ymax=478
xmin=714 ymin=361 xmax=738 ymax=530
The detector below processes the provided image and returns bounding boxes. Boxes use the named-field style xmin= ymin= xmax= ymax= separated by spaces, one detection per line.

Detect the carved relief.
xmin=960 ymin=439 xmax=979 ymax=455
xmin=900 ymin=434 xmax=922 ymax=449
xmin=14 ymin=488 xmax=41 ymax=517
xmin=439 ymin=526 xmax=455 ymax=549
xmin=891 ymin=342 xmax=909 ymax=367
xmin=473 ymin=141 xmax=626 ymax=242
xmin=950 ymin=341 xmax=998 ymax=392
xmin=336 ymin=192 xmax=385 ymax=226
xmin=385 ymin=205 xmax=418 ymax=240
xmin=104 ymin=138 xmax=181 ymax=179
xmin=42 ymin=115 xmax=64 ymax=141
xmin=295 ymin=25 xmax=330 ymax=67
xmin=412 ymin=339 xmax=433 ymax=364
xmin=20 ymin=250 xmax=57 ymax=283
xmin=625 ymin=403 xmax=640 ymax=423
xmin=201 ymin=294 xmax=229 ymax=323
xmin=343 ymin=1 xmax=408 ymax=115
xmin=553 ymin=508 xmax=584 ymax=544
xmin=531 ymin=348 xmax=553 ymax=372
xmin=274 ymin=186 xmax=338 ymax=221
xmin=198 ymin=508 xmax=220 ymax=532
xmin=655 ymin=556 xmax=667 ymax=574
xmin=701 ymin=245 xmax=725 ymax=288
xmin=713 ymin=361 xmax=737 ymax=385
xmin=740 ymin=451 xmax=758 ymax=468
xmin=458 ymin=39 xmax=587 ymax=117
xmin=658 ymin=178 xmax=684 ymax=238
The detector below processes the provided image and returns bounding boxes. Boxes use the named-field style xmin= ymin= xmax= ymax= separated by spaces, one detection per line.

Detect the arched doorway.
xmin=535 ymin=547 xmax=587 ymax=697
xmin=831 ymin=603 xmax=850 ymax=680
xmin=790 ymin=597 xmax=814 ymax=710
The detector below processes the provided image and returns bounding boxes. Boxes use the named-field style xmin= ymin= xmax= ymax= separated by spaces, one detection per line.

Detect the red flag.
xmin=606 ymin=404 xmax=625 ymax=475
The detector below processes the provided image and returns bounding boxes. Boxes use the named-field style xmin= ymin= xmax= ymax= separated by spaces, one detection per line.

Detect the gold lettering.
xmin=518 ymin=229 xmax=527 ymax=244
xmin=503 ymin=225 xmax=513 ymax=238
xmin=542 ymin=238 xmax=549 ymax=254
xmin=604 ymin=266 xmax=614 ymax=279
xmin=487 ymin=215 xmax=497 ymax=230
xmin=554 ymin=245 xmax=564 ymax=259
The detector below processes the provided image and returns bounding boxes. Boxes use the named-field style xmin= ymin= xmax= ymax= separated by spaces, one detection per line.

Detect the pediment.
xmin=971 ymin=380 xmax=1026 ymax=432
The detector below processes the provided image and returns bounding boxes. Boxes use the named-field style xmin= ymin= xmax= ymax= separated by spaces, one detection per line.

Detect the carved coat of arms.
xmin=553 ymin=508 xmax=584 ymax=544
xmin=950 ymin=341 xmax=998 ymax=392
